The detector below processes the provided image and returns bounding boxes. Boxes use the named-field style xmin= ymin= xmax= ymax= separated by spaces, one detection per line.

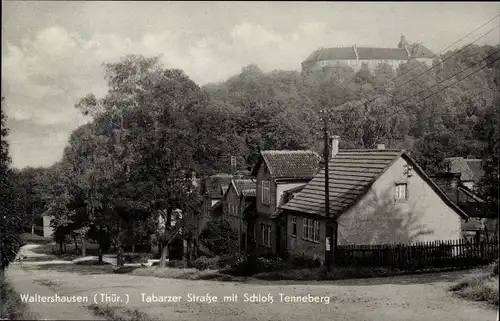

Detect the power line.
xmin=320 ymin=13 xmax=500 ymax=115
xmin=344 ymin=54 xmax=500 ymax=121
xmin=362 ymin=24 xmax=500 ymax=107
xmin=321 ymin=47 xmax=500 ymax=120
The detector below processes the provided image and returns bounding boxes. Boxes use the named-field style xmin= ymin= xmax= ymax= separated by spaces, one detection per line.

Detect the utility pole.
xmin=322 ymin=114 xmax=334 ymax=270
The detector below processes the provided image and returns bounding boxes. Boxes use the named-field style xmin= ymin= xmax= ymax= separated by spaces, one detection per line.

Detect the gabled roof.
xmin=226 ymin=178 xmax=256 ymax=197
xmin=280 ymin=149 xmax=468 ymax=220
xmin=443 ymin=157 xmax=484 ymax=182
xmin=251 ymin=150 xmax=321 ymax=180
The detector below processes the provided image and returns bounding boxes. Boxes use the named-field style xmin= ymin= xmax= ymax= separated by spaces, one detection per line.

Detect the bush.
xmin=199 ymin=219 xmax=238 ymax=256
xmin=450 ymin=272 xmax=499 ymax=305
xmin=290 ymin=253 xmax=322 ymax=269
xmin=166 ymin=260 xmax=189 ymax=268
xmin=21 ymin=233 xmax=53 ymax=245
xmin=123 ymin=253 xmax=152 ymax=264
xmin=191 ymin=257 xmax=219 ymax=270
xmin=492 ymin=259 xmax=498 ymax=276
xmin=226 ymin=254 xmax=287 ymax=276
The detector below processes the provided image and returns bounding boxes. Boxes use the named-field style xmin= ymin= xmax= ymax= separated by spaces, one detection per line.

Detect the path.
xmin=7 ymin=244 xmax=498 ymax=321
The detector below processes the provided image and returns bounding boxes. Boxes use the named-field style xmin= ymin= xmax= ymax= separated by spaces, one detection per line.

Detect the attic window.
xmin=395 ymin=183 xmax=408 ymax=201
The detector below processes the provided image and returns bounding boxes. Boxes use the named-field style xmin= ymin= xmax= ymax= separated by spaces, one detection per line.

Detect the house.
xmin=251 ymin=150 xmax=321 ymax=255
xmin=279 ymin=136 xmax=471 ymax=263
xmin=431 ymin=172 xmax=498 ymax=242
xmin=441 ymin=157 xmax=484 ymax=190
xmin=222 ymin=178 xmax=257 ymax=251
xmin=42 ymin=214 xmax=53 ymax=238
xmin=302 ymin=35 xmax=435 ymax=72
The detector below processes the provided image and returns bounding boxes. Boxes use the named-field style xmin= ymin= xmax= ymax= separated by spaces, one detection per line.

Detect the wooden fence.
xmin=335 ymin=239 xmax=499 ymax=269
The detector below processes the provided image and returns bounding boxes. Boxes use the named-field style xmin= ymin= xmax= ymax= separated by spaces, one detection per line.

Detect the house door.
xmin=241 ymin=233 xmax=246 ymax=251
xmin=276 ymin=218 xmax=287 ymax=257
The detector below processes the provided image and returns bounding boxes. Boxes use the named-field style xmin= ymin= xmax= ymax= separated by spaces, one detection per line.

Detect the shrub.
xmin=492 ymin=259 xmax=498 ymax=276
xmin=191 ymin=257 xmax=219 ymax=270
xmin=21 ymin=233 xmax=53 ymax=245
xmin=226 ymin=254 xmax=286 ymax=276
xmin=123 ymin=253 xmax=152 ymax=264
xmin=290 ymin=253 xmax=322 ymax=269
xmin=199 ymin=219 xmax=238 ymax=256
xmin=166 ymin=260 xmax=189 ymax=268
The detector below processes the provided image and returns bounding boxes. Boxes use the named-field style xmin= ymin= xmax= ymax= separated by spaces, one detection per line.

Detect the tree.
xmin=0 ymin=97 xmax=23 ymax=273
xmin=199 ymin=219 xmax=239 ymax=256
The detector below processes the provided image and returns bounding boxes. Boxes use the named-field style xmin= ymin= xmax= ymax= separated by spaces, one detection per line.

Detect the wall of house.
xmin=224 ymin=187 xmax=241 ymax=233
xmin=302 ymin=59 xmax=414 ymax=72
xmin=276 ymin=182 xmax=309 ymax=208
xmin=256 ymin=163 xmax=277 ymax=215
xmin=255 ymin=215 xmax=276 ymax=254
xmin=286 ymin=213 xmax=326 ymax=263
xmin=337 ymin=156 xmax=463 ymax=245
xmin=43 ymin=215 xmax=53 ymax=238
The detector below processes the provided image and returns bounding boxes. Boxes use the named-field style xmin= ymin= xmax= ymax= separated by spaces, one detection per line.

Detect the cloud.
xmin=1 ymin=21 xmax=350 ymax=168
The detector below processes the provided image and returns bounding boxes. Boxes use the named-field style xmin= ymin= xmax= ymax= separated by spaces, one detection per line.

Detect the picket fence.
xmin=335 ymin=238 xmax=499 ymax=269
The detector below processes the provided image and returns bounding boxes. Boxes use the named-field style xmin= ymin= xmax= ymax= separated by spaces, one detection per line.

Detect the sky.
xmin=2 ymin=1 xmax=499 ymax=169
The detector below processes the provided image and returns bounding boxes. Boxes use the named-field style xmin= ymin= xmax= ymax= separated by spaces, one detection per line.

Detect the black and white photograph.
xmin=1 ymin=1 xmax=499 ymax=320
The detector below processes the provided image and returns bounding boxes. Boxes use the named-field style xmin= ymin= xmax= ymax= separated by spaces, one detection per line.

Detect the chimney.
xmin=430 ymin=172 xmax=461 ymax=204
xmin=330 ymin=136 xmax=340 ymax=158
xmin=377 ymin=143 xmax=385 ymax=150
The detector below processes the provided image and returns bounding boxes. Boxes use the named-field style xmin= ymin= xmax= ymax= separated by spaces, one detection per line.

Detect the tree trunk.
xmin=98 ymin=234 xmax=103 ymax=264
xmin=59 ymin=241 xmax=63 ymax=254
xmin=159 ymin=242 xmax=169 ymax=268
xmin=132 ymin=244 xmax=136 ymax=253
xmin=73 ymin=235 xmax=80 ymax=254
xmin=81 ymin=236 xmax=86 ymax=257
xmin=116 ymin=219 xmax=124 ymax=267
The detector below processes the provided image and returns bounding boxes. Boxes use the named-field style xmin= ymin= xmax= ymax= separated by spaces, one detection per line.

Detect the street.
xmin=6 ymin=245 xmax=497 ymax=321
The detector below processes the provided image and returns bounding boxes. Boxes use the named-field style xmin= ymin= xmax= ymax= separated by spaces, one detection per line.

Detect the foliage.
xmin=199 ymin=219 xmax=238 ymax=256
xmin=122 ymin=253 xmax=152 ymax=264
xmin=191 ymin=256 xmax=220 ymax=270
xmin=0 ymin=98 xmax=24 ymax=271
xmin=225 ymin=254 xmax=287 ymax=276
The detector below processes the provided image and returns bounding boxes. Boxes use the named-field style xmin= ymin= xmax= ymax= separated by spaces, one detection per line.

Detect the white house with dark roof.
xmin=278 ymin=137 xmax=471 ymax=262
xmin=250 ymin=150 xmax=321 ymax=254
xmin=302 ymin=35 xmax=435 ymax=72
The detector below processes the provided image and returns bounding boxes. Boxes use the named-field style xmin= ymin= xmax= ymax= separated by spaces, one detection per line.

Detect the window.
xmin=395 ymin=183 xmax=408 ymax=201
xmin=291 ymin=216 xmax=297 ymax=237
xmin=262 ymin=180 xmax=271 ymax=204
xmin=260 ymin=223 xmax=265 ymax=245
xmin=266 ymin=225 xmax=272 ymax=247
xmin=303 ymin=218 xmax=308 ymax=240
xmin=302 ymin=218 xmax=320 ymax=243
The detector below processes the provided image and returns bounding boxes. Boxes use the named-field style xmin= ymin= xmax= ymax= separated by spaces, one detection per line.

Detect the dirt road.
xmin=7 ymin=245 xmax=497 ymax=321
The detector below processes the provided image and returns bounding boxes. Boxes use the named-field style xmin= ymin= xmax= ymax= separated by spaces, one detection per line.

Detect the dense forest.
xmin=2 ymin=44 xmax=498 ymax=269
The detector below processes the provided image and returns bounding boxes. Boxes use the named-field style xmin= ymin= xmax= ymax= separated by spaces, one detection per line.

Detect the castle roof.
xmin=302 ymin=44 xmax=434 ymax=64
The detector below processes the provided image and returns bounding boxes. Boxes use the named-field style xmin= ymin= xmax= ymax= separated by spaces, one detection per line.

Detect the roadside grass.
xmin=88 ymin=304 xmax=159 ymax=321
xmin=449 ymin=260 xmax=499 ymax=306
xmin=21 ymin=233 xmax=53 ymax=245
xmin=125 ymin=266 xmax=245 ymax=281
xmin=0 ymin=277 xmax=32 ymax=320
xmin=74 ymin=259 xmax=112 ymax=266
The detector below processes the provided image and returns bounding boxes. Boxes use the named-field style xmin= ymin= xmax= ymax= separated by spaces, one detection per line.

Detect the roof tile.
xmin=260 ymin=150 xmax=321 ymax=180
xmin=281 ymin=149 xmax=401 ymax=216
